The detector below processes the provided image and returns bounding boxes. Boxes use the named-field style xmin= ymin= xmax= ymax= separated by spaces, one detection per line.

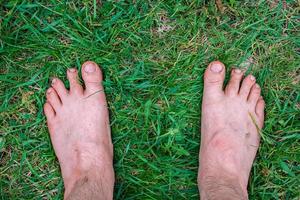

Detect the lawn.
xmin=0 ymin=0 xmax=299 ymax=199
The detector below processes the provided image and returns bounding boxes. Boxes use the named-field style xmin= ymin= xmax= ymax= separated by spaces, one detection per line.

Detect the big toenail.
xmin=210 ymin=63 xmax=223 ymax=73
xmin=234 ymin=69 xmax=242 ymax=74
xmin=68 ymin=68 xmax=76 ymax=73
xmin=250 ymin=75 xmax=255 ymax=81
xmin=84 ymin=63 xmax=96 ymax=73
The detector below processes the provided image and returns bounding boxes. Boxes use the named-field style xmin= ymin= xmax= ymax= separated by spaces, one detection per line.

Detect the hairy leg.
xmin=66 ymin=173 xmax=112 ymax=200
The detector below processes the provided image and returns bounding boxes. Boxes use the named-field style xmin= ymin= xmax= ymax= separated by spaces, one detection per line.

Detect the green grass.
xmin=0 ymin=0 xmax=299 ymax=199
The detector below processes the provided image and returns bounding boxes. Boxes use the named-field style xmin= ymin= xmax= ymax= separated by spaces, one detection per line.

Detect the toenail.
xmin=84 ymin=63 xmax=96 ymax=73
xmin=250 ymin=75 xmax=255 ymax=81
xmin=68 ymin=68 xmax=76 ymax=73
xmin=210 ymin=63 xmax=223 ymax=73
xmin=255 ymin=83 xmax=260 ymax=89
xmin=234 ymin=69 xmax=242 ymax=74
xmin=47 ymin=88 xmax=52 ymax=94
xmin=51 ymin=78 xmax=57 ymax=85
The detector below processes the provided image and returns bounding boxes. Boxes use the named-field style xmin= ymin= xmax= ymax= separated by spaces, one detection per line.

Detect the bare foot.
xmin=44 ymin=61 xmax=114 ymax=199
xmin=198 ymin=61 xmax=265 ymax=199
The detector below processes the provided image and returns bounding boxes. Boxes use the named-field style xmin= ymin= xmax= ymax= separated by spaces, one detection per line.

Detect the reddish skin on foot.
xmin=44 ymin=60 xmax=265 ymax=199
xmin=44 ymin=61 xmax=114 ymax=199
xmin=198 ymin=61 xmax=265 ymax=199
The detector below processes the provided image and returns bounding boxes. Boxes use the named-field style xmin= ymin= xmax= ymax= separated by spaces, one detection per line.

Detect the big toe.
xmin=81 ymin=61 xmax=104 ymax=95
xmin=203 ymin=61 xmax=225 ymax=101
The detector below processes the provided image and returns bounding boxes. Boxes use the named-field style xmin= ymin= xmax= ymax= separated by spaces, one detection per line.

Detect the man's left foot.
xmin=198 ymin=61 xmax=265 ymax=199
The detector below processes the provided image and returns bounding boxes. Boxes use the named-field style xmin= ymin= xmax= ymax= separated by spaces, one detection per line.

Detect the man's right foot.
xmin=198 ymin=61 xmax=265 ymax=199
xmin=44 ymin=61 xmax=114 ymax=199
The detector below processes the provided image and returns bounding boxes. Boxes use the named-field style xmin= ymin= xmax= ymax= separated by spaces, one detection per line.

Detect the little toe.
xmin=44 ymin=102 xmax=55 ymax=120
xmin=46 ymin=87 xmax=62 ymax=111
xmin=239 ymin=74 xmax=256 ymax=99
xmin=81 ymin=61 xmax=104 ymax=95
xmin=203 ymin=61 xmax=226 ymax=101
xmin=255 ymin=97 xmax=265 ymax=128
xmin=225 ymin=68 xmax=244 ymax=96
xmin=248 ymin=83 xmax=261 ymax=106
xmin=51 ymin=78 xmax=68 ymax=100
xmin=67 ymin=68 xmax=83 ymax=95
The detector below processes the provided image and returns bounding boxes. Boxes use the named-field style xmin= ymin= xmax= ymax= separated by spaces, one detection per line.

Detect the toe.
xmin=239 ymin=74 xmax=256 ymax=99
xmin=248 ymin=83 xmax=261 ymax=106
xmin=44 ymin=102 xmax=55 ymax=119
xmin=67 ymin=68 xmax=83 ymax=95
xmin=225 ymin=68 xmax=244 ymax=96
xmin=51 ymin=78 xmax=68 ymax=100
xmin=46 ymin=87 xmax=62 ymax=111
xmin=81 ymin=61 xmax=104 ymax=95
xmin=203 ymin=61 xmax=225 ymax=101
xmin=255 ymin=97 xmax=265 ymax=128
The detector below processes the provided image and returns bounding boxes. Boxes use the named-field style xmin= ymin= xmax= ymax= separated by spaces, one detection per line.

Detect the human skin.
xmin=44 ymin=60 xmax=265 ymax=200
xmin=198 ymin=61 xmax=264 ymax=200
xmin=44 ymin=61 xmax=114 ymax=200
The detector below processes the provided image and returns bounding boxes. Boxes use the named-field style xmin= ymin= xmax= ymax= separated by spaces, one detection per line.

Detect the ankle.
xmin=198 ymin=170 xmax=248 ymax=200
xmin=63 ymin=169 xmax=89 ymax=196
xmin=64 ymin=171 xmax=114 ymax=200
xmin=64 ymin=167 xmax=115 ymax=198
